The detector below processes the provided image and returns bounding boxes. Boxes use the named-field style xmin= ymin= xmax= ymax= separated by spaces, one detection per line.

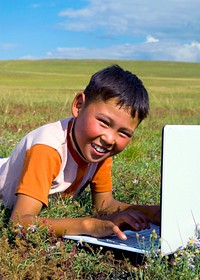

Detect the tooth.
xmin=93 ymin=144 xmax=106 ymax=153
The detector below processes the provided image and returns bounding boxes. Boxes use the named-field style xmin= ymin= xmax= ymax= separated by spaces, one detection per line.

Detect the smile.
xmin=92 ymin=144 xmax=107 ymax=154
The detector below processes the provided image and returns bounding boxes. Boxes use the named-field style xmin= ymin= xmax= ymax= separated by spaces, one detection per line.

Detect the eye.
xmin=98 ymin=118 xmax=109 ymax=127
xmin=119 ymin=131 xmax=133 ymax=138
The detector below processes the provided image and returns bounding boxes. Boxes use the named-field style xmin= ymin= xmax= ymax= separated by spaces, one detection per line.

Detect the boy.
xmin=0 ymin=65 xmax=160 ymax=241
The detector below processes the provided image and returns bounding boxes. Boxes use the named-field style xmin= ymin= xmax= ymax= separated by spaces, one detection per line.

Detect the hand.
xmin=142 ymin=205 xmax=161 ymax=225
xmin=87 ymin=209 xmax=150 ymax=240
xmin=126 ymin=204 xmax=161 ymax=225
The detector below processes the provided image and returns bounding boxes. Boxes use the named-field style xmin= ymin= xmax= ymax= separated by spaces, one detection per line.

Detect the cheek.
xmin=77 ymin=119 xmax=100 ymax=140
xmin=87 ymin=122 xmax=100 ymax=137
xmin=116 ymin=138 xmax=131 ymax=152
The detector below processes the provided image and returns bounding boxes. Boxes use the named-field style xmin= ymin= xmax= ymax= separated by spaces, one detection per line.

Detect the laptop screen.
xmin=160 ymin=125 xmax=200 ymax=255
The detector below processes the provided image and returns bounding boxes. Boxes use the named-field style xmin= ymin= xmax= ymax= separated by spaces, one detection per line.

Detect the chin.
xmin=90 ymin=155 xmax=110 ymax=163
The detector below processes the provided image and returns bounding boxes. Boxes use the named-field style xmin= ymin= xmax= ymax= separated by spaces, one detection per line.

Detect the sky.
xmin=1 ymin=0 xmax=200 ymax=62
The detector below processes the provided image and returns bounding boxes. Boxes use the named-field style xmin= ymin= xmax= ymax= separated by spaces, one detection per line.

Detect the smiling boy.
xmin=0 ymin=65 xmax=160 ymax=240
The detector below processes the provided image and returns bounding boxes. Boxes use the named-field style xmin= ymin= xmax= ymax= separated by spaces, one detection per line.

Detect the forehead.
xmin=86 ymin=98 xmax=139 ymax=124
xmin=96 ymin=98 xmax=133 ymax=116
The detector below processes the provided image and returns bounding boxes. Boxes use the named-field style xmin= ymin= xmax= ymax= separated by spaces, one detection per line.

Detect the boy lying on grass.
xmin=0 ymin=65 xmax=160 ymax=240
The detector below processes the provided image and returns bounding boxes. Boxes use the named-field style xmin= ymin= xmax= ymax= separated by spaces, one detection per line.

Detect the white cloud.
xmin=173 ymin=42 xmax=200 ymax=62
xmin=53 ymin=0 xmax=200 ymax=62
xmin=30 ymin=3 xmax=41 ymax=9
xmin=0 ymin=43 xmax=16 ymax=51
xmin=46 ymin=40 xmax=200 ymax=62
xmin=145 ymin=36 xmax=159 ymax=44
xmin=58 ymin=0 xmax=200 ymax=40
xmin=47 ymin=45 xmax=136 ymax=59
xmin=19 ymin=55 xmax=36 ymax=60
xmin=59 ymin=8 xmax=94 ymax=18
xmin=58 ymin=3 xmax=129 ymax=34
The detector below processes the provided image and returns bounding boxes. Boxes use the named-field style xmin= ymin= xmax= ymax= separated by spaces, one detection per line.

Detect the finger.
xmin=112 ymin=225 xmax=127 ymax=240
xmin=132 ymin=212 xmax=150 ymax=230
xmin=122 ymin=211 xmax=150 ymax=231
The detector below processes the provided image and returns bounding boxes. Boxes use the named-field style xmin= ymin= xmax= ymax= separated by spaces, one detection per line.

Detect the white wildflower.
xmin=27 ymin=224 xmax=37 ymax=232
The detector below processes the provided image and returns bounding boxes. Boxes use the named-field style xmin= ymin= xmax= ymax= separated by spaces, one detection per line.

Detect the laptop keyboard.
xmin=97 ymin=224 xmax=160 ymax=251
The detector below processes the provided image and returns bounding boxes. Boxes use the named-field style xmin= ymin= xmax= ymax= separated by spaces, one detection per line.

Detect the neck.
xmin=70 ymin=119 xmax=88 ymax=162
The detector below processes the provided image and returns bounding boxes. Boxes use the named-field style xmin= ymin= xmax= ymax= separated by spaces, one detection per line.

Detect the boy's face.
xmin=71 ymin=93 xmax=140 ymax=163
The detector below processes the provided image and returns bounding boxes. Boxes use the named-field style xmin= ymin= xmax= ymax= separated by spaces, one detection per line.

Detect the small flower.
xmin=17 ymin=223 xmax=24 ymax=230
xmin=188 ymin=236 xmax=200 ymax=249
xmin=196 ymin=223 xmax=200 ymax=238
xmin=151 ymin=229 xmax=158 ymax=239
xmin=27 ymin=224 xmax=37 ymax=232
xmin=189 ymin=238 xmax=196 ymax=245
xmin=78 ymin=238 xmax=83 ymax=246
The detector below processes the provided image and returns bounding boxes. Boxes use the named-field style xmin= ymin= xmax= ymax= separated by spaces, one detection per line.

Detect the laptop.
xmin=63 ymin=125 xmax=200 ymax=256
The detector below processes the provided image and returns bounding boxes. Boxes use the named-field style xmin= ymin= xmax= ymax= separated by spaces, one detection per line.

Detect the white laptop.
xmin=63 ymin=125 xmax=200 ymax=256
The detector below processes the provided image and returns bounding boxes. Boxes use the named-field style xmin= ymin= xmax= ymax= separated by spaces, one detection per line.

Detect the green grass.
xmin=0 ymin=59 xmax=200 ymax=279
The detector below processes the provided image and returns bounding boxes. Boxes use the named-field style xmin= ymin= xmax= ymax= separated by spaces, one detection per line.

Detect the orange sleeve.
xmin=16 ymin=144 xmax=62 ymax=206
xmin=90 ymin=157 xmax=113 ymax=193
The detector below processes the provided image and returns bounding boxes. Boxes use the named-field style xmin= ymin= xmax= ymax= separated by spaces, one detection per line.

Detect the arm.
xmin=9 ymin=146 xmax=132 ymax=239
xmin=9 ymin=194 xmax=128 ymax=239
xmin=90 ymin=158 xmax=160 ymax=228
xmin=10 ymin=194 xmax=104 ymax=237
xmin=11 ymin=148 xmax=159 ymax=238
xmin=92 ymin=190 xmax=161 ymax=225
xmin=10 ymin=193 xmax=155 ymax=240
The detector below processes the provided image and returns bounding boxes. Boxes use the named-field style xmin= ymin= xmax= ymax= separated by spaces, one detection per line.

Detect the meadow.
xmin=0 ymin=59 xmax=200 ymax=279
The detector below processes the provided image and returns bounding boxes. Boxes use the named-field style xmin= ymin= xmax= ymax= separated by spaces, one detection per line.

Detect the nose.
xmin=101 ymin=131 xmax=116 ymax=147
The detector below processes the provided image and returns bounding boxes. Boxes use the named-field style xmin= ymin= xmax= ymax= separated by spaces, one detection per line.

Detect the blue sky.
xmin=1 ymin=0 xmax=200 ymax=62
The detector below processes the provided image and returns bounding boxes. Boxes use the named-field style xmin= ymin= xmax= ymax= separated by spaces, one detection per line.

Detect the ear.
xmin=71 ymin=92 xmax=86 ymax=117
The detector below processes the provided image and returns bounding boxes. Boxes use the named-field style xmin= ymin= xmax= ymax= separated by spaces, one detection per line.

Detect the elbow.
xmin=9 ymin=213 xmax=35 ymax=228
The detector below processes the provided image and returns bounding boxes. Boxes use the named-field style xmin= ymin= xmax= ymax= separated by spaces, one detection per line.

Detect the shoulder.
xmin=24 ymin=117 xmax=73 ymax=148
xmin=97 ymin=157 xmax=113 ymax=171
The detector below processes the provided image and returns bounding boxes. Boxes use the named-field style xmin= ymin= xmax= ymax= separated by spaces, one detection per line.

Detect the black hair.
xmin=84 ymin=65 xmax=149 ymax=121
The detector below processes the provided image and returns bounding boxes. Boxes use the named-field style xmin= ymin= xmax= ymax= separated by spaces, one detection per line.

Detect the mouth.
xmin=91 ymin=143 xmax=108 ymax=154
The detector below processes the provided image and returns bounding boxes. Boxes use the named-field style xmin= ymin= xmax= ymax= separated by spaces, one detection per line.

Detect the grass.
xmin=0 ymin=59 xmax=200 ymax=279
